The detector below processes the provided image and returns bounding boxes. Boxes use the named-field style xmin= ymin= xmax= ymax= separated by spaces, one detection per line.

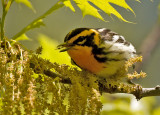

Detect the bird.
xmin=57 ymin=28 xmax=136 ymax=79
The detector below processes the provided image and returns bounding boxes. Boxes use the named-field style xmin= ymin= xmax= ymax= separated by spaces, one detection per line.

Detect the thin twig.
xmin=140 ymin=85 xmax=160 ymax=98
xmin=43 ymin=70 xmax=71 ymax=84
xmin=100 ymin=83 xmax=160 ymax=100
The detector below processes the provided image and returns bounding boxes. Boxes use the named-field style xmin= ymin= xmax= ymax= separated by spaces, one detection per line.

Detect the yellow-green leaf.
xmin=63 ymin=0 xmax=75 ymax=12
xmin=62 ymin=0 xmax=138 ymax=22
xmin=73 ymin=0 xmax=104 ymax=21
xmin=28 ymin=19 xmax=45 ymax=29
xmin=14 ymin=34 xmax=31 ymax=42
xmin=89 ymin=0 xmax=133 ymax=22
xmin=38 ymin=34 xmax=73 ymax=66
xmin=12 ymin=19 xmax=45 ymax=40
xmin=108 ymin=0 xmax=134 ymax=13
xmin=15 ymin=0 xmax=35 ymax=12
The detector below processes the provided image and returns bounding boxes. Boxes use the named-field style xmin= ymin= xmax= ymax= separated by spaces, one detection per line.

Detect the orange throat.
xmin=67 ymin=46 xmax=105 ymax=74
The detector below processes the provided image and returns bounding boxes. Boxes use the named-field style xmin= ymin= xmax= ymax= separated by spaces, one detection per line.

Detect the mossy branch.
xmin=30 ymin=59 xmax=160 ymax=100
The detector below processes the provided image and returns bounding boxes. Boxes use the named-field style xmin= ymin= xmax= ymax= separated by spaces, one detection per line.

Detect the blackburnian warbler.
xmin=58 ymin=28 xmax=136 ymax=78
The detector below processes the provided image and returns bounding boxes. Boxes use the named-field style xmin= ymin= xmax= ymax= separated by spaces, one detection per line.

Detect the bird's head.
xmin=57 ymin=28 xmax=101 ymax=52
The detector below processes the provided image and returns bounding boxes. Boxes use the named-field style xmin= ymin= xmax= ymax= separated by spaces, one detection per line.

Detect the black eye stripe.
xmin=73 ymin=36 xmax=86 ymax=44
xmin=82 ymin=33 xmax=95 ymax=46
xmin=73 ymin=32 xmax=96 ymax=46
xmin=64 ymin=28 xmax=90 ymax=42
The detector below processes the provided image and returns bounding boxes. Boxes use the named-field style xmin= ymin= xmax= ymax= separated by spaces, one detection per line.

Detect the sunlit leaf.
xmin=73 ymin=0 xmax=104 ymax=21
xmin=63 ymin=0 xmax=75 ymax=12
xmin=90 ymin=0 xmax=134 ymax=22
xmin=27 ymin=19 xmax=45 ymax=29
xmin=15 ymin=0 xmax=35 ymax=12
xmin=14 ymin=34 xmax=31 ymax=42
xmin=62 ymin=0 xmax=138 ymax=22
xmin=38 ymin=34 xmax=73 ymax=66
xmin=107 ymin=0 xmax=135 ymax=14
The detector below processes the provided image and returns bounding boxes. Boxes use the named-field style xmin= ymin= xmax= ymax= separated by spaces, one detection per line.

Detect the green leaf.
xmin=28 ymin=19 xmax=45 ymax=30
xmin=73 ymin=0 xmax=104 ymax=21
xmin=89 ymin=0 xmax=134 ymax=22
xmin=107 ymin=0 xmax=135 ymax=14
xmin=12 ymin=19 xmax=45 ymax=40
xmin=63 ymin=0 xmax=75 ymax=12
xmin=62 ymin=0 xmax=138 ymax=22
xmin=12 ymin=1 xmax=64 ymax=40
xmin=38 ymin=34 xmax=74 ymax=66
xmin=15 ymin=0 xmax=35 ymax=12
xmin=14 ymin=34 xmax=31 ymax=42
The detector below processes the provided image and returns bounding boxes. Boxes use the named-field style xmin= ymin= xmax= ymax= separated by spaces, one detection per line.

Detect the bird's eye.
xmin=73 ymin=36 xmax=86 ymax=45
xmin=79 ymin=36 xmax=86 ymax=41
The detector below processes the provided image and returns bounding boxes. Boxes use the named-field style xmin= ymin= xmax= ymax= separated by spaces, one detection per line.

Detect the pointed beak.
xmin=57 ymin=42 xmax=74 ymax=52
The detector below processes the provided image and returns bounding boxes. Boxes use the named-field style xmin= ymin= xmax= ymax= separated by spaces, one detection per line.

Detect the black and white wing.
xmin=96 ymin=28 xmax=136 ymax=59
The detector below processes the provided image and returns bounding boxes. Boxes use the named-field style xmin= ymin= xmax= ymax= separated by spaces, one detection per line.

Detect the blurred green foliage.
xmin=38 ymin=34 xmax=73 ymax=66
xmin=15 ymin=0 xmax=35 ymax=11
xmin=153 ymin=107 xmax=160 ymax=115
xmin=101 ymin=94 xmax=156 ymax=115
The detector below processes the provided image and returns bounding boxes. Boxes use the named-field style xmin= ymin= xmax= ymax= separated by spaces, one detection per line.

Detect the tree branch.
xmin=140 ymin=86 xmax=160 ymax=98
xmin=100 ymin=82 xmax=160 ymax=100
xmin=42 ymin=69 xmax=160 ymax=100
xmin=44 ymin=70 xmax=71 ymax=84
